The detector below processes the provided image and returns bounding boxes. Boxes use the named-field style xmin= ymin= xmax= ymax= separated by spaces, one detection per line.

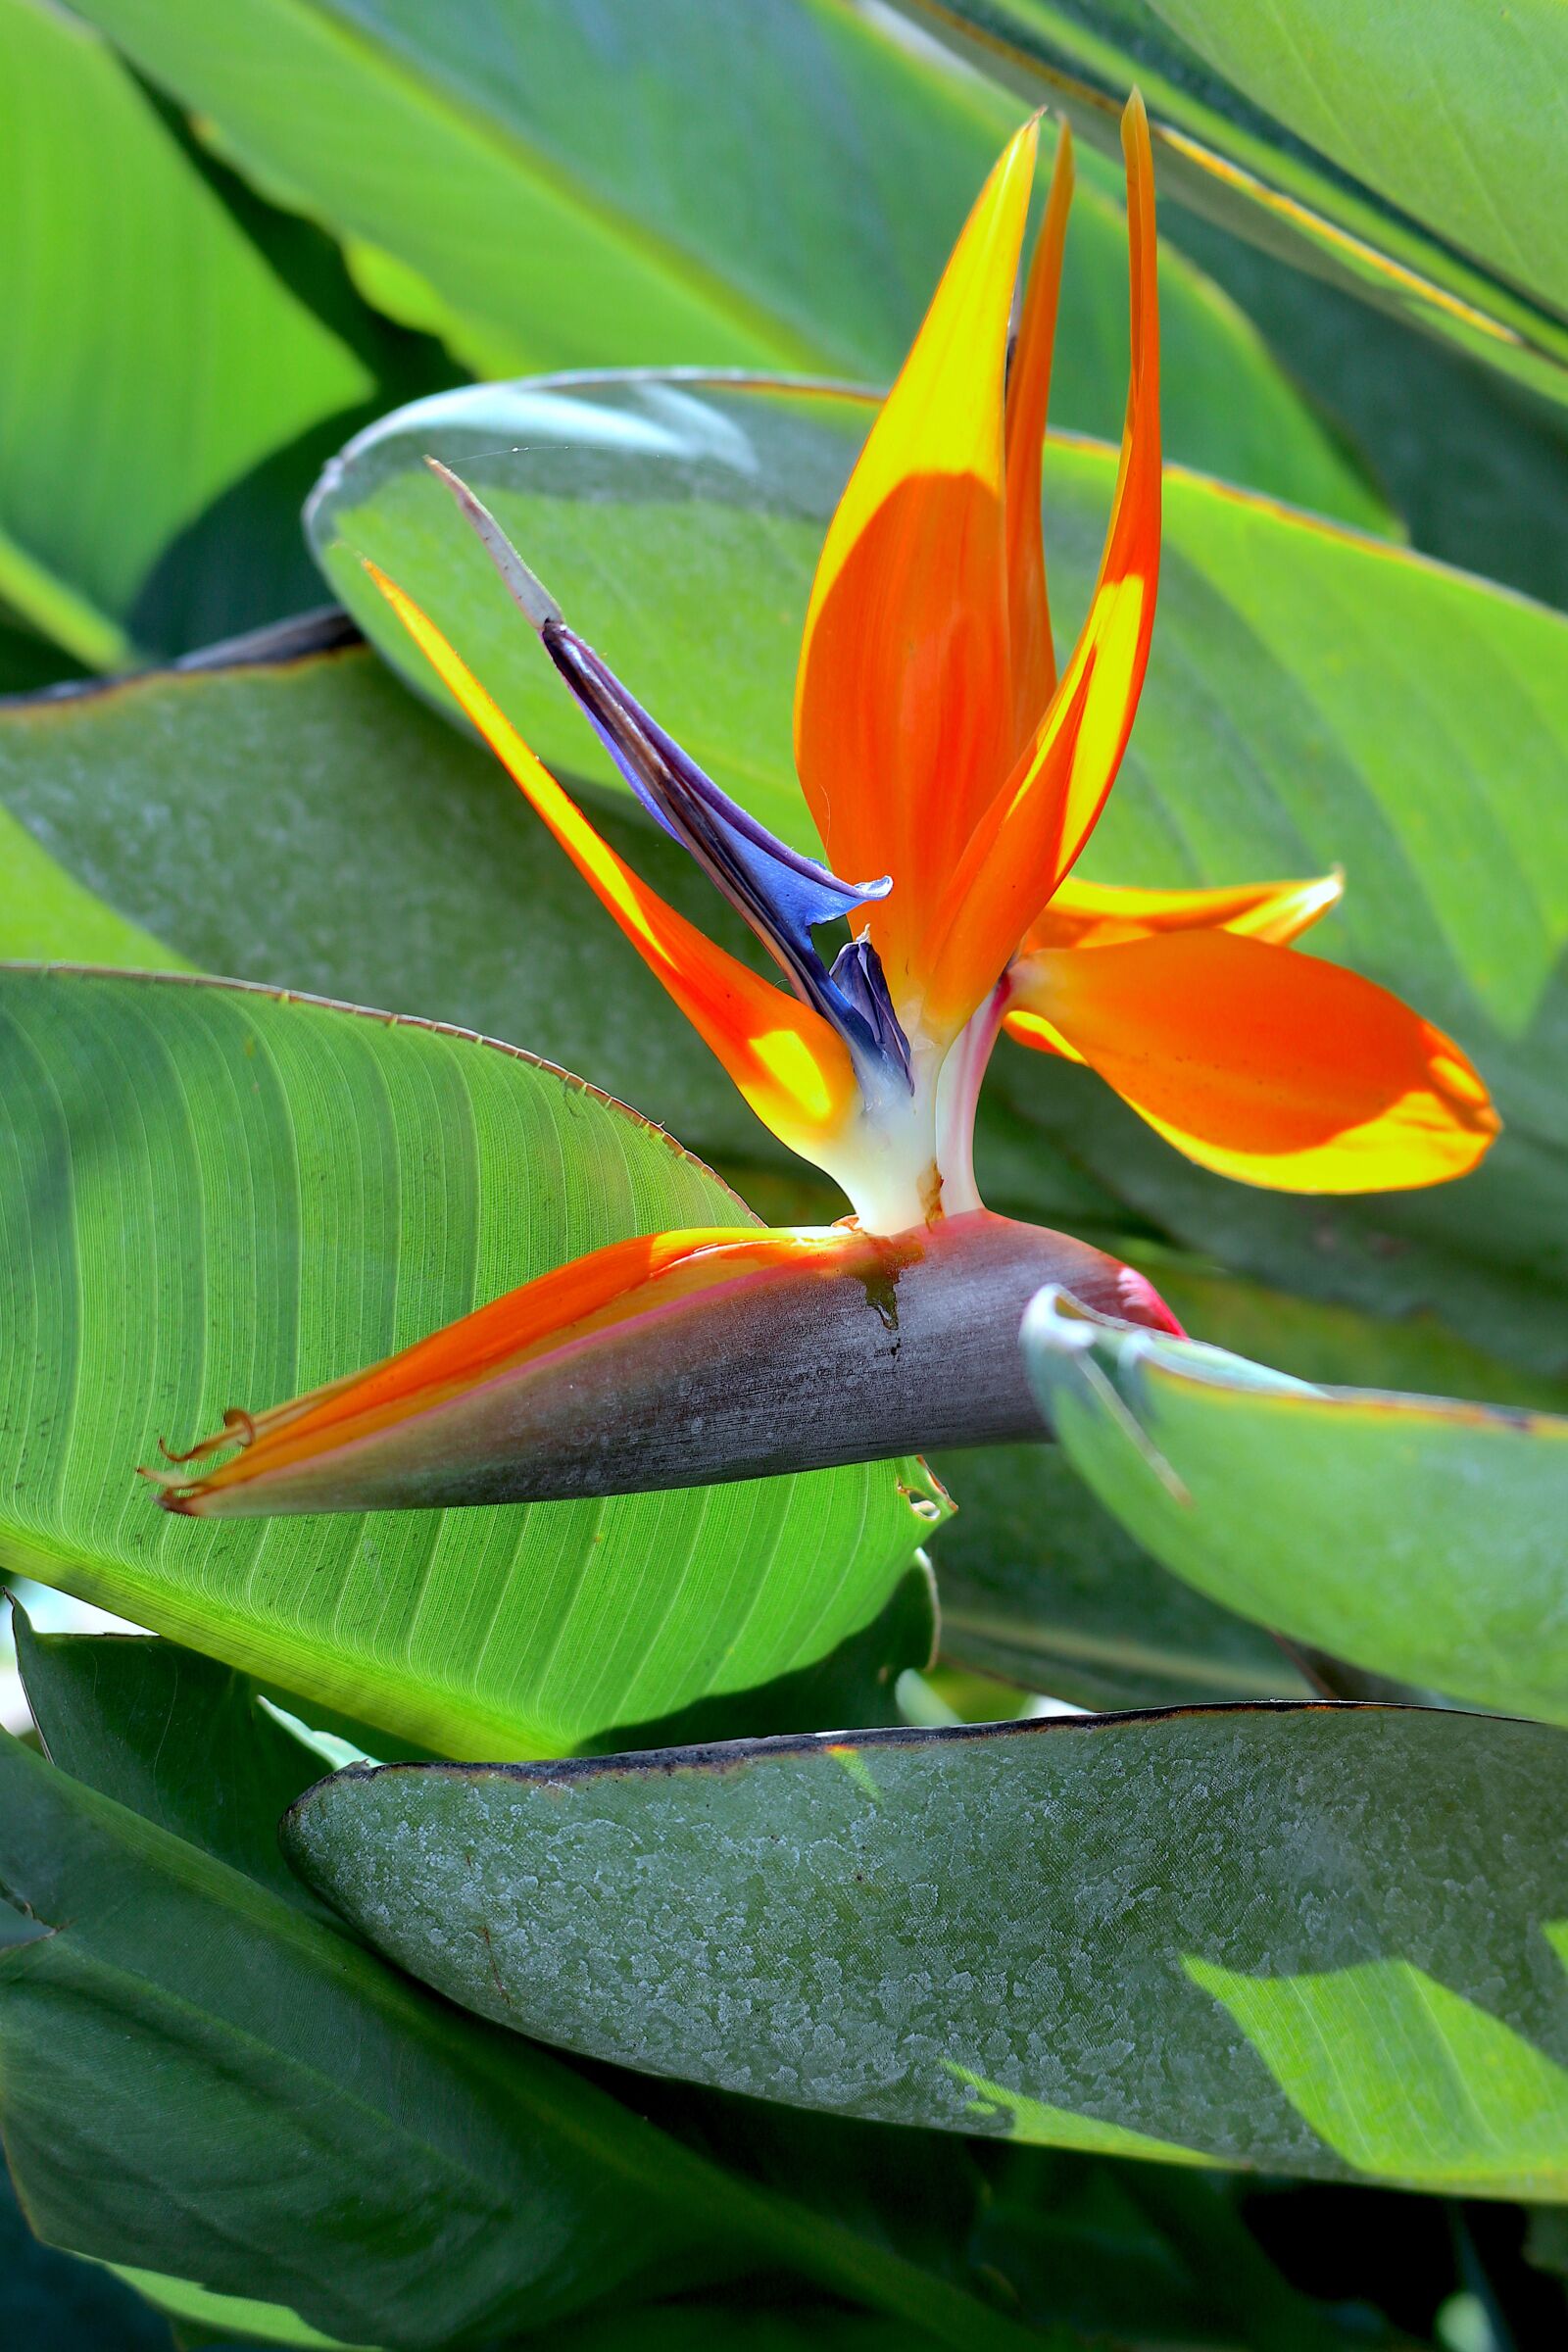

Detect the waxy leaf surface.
xmin=287 ymin=1705 xmax=1568 ymax=2194
xmin=6 ymin=1629 xmax=1054 ymax=2352
xmin=311 ymin=371 xmax=1568 ymax=1375
xmin=67 ymin=0 xmax=1380 ymax=525
xmin=0 ymin=967 xmax=936 ymax=1757
xmin=1024 ymin=1300 xmax=1568 ymax=1726
xmin=0 ymin=1734 xmax=698 ymax=2350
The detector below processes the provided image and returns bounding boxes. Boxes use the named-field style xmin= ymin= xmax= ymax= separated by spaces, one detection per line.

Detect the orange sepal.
xmin=1004 ymin=120 xmax=1075 ymax=756
xmin=924 ymin=93 xmax=1161 ymax=1037
xmin=151 ymin=1226 xmax=845 ymax=1515
xmin=793 ymin=117 xmax=1039 ymax=1000
xmin=1006 ymin=928 xmax=1498 ymax=1192
xmin=363 ymin=561 xmax=858 ymax=1164
xmin=1005 ymin=926 xmax=1494 ymax=1195
xmin=1023 ymin=868 xmax=1344 ymax=955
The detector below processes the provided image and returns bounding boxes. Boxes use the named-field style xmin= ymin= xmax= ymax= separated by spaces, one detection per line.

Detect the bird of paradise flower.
xmin=153 ymin=98 xmax=1495 ymax=1521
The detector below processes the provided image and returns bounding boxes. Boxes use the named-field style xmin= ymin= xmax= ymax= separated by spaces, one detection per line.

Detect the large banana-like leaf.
xmin=930 ymin=1259 xmax=1568 ymax=1711
xmin=286 ymin=1704 xmax=1568 ymax=2194
xmin=0 ymin=966 xmax=939 ymax=1756
xmin=0 ymin=1734 xmax=698 ymax=2351
xmin=0 ymin=1726 xmax=1047 ymax=2352
xmin=308 ymin=371 xmax=1568 ymax=1376
xmin=0 ymin=0 xmax=438 ymax=667
xmin=1023 ymin=1292 xmax=1568 ymax=1726
xmin=1147 ymin=0 xmax=1568 ymax=323
xmin=888 ymin=0 xmax=1568 ymax=413
xmin=66 ymin=0 xmax=1382 ymax=523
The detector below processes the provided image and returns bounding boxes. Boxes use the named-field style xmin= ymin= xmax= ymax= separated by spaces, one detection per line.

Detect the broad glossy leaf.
xmin=1148 ymin=0 xmax=1568 ymax=322
xmin=888 ymin=0 xmax=1568 ymax=414
xmin=0 ymin=1745 xmax=1061 ymax=2352
xmin=0 ymin=0 xmax=443 ymax=664
xmin=1023 ymin=1296 xmax=1568 ymax=1726
xmin=311 ymin=371 xmax=1568 ymax=1374
xmin=13 ymin=1608 xmax=339 ymax=1911
xmin=0 ymin=1732 xmax=712 ymax=2349
xmin=0 ymin=967 xmax=937 ymax=1756
xmin=1174 ymin=207 xmax=1568 ymax=619
xmin=287 ymin=1704 xmax=1568 ymax=2193
xmin=70 ymin=0 xmax=1384 ymax=524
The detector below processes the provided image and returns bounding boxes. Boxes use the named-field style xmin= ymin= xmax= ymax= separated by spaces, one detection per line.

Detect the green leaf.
xmin=12 ymin=1607 xmax=338 ymax=1911
xmin=926 ymin=1256 xmax=1568 ymax=1712
xmin=0 ymin=1730 xmax=716 ymax=2350
xmin=69 ymin=0 xmax=1384 ymax=524
xmin=0 ymin=1728 xmax=1057 ymax=2352
xmin=308 ymin=370 xmax=1568 ymax=1374
xmin=284 ymin=1703 xmax=1568 ymax=2193
xmin=1021 ymin=1293 xmax=1568 ymax=1726
xmin=927 ymin=1441 xmax=1306 ymax=1709
xmin=1184 ymin=1953 xmax=1568 ymax=2197
xmin=103 ymin=2264 xmax=368 ymax=2350
xmin=1159 ymin=166 xmax=1568 ymax=618
xmin=0 ymin=967 xmax=936 ymax=1757
xmin=888 ymin=0 xmax=1568 ymax=415
xmin=1145 ymin=0 xmax=1568 ymax=323
xmin=0 ymin=644 xmax=776 ymax=1169
xmin=0 ymin=0 xmax=444 ymax=664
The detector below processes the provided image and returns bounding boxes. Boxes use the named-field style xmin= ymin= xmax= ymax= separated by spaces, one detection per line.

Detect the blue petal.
xmin=427 ymin=461 xmax=912 ymax=1094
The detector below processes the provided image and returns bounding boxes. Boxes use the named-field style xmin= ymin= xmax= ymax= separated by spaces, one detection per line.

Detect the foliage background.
xmin=2 ymin=2 xmax=1567 ymax=2347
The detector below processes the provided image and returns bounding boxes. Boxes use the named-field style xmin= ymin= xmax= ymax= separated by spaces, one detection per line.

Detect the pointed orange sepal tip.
xmin=356 ymin=558 xmax=858 ymax=1161
xmin=151 ymin=1211 xmax=1188 ymax=1520
xmin=1005 ymin=928 xmax=1498 ymax=1193
xmin=1022 ymin=868 xmax=1344 ymax=954
xmin=923 ymin=89 xmax=1161 ymax=1037
xmin=794 ymin=115 xmax=1040 ymax=999
xmin=1004 ymin=117 xmax=1074 ymax=755
xmin=152 ymin=1225 xmax=842 ymax=1517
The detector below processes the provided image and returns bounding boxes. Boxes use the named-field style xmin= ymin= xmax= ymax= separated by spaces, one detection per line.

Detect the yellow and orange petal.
xmin=1004 ymin=121 xmax=1075 ymax=759
xmin=794 ymin=117 xmax=1038 ymax=1002
xmin=1005 ymin=928 xmax=1498 ymax=1191
xmin=363 ymin=561 xmax=858 ymax=1163
xmin=1023 ymin=868 xmax=1343 ymax=955
xmin=924 ymin=94 xmax=1161 ymax=1037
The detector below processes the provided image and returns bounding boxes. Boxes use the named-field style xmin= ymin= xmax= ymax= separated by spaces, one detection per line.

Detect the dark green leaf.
xmin=287 ymin=1705 xmax=1568 ymax=2193
xmin=0 ymin=968 xmax=936 ymax=1756
xmin=13 ymin=1607 xmax=337 ymax=1911
xmin=927 ymin=1441 xmax=1306 ymax=1709
xmin=0 ymin=1733 xmax=700 ymax=2349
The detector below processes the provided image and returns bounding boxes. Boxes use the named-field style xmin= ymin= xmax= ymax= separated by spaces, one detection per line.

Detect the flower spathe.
xmin=152 ymin=96 xmax=1497 ymax=1520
